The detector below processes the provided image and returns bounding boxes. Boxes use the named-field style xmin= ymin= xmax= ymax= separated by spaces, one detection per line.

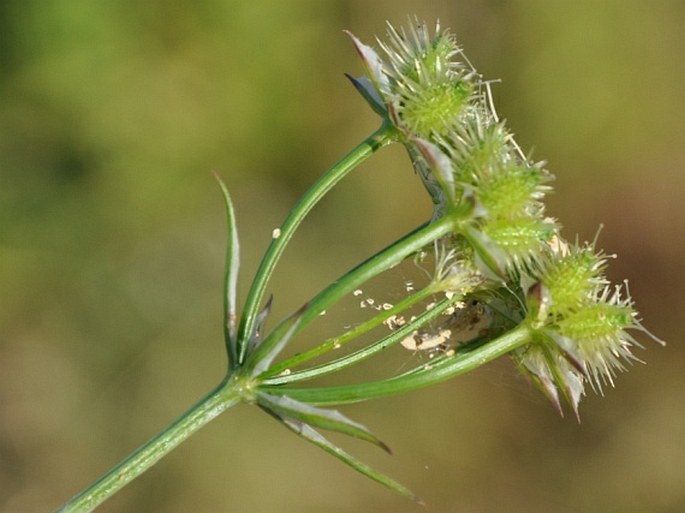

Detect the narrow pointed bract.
xmin=258 ymin=393 xmax=391 ymax=453
xmin=245 ymin=294 xmax=274 ymax=356
xmin=212 ymin=171 xmax=241 ymax=368
xmin=261 ymin=406 xmax=420 ymax=503
xmin=249 ymin=303 xmax=307 ymax=377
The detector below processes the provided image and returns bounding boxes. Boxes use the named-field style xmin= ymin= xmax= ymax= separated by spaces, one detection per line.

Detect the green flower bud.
xmin=397 ymin=80 xmax=473 ymax=139
xmin=554 ymin=287 xmax=640 ymax=390
xmin=441 ymin=118 xmax=530 ymax=190
xmin=536 ymin=243 xmax=609 ymax=315
xmin=482 ymin=217 xmax=557 ymax=271
xmin=477 ymin=162 xmax=550 ymax=220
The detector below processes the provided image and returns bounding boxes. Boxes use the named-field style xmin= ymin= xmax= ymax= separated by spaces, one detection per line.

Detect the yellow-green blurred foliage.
xmin=1 ymin=2 xmax=683 ymax=512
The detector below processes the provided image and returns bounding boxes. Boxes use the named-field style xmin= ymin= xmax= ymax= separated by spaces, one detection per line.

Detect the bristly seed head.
xmin=345 ymin=18 xmax=662 ymax=420
xmin=515 ymin=241 xmax=663 ymax=417
xmin=374 ymin=20 xmax=479 ymax=139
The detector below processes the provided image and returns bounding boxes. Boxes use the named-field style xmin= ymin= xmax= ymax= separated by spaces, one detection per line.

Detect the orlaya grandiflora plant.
xmin=56 ymin=18 xmax=663 ymax=513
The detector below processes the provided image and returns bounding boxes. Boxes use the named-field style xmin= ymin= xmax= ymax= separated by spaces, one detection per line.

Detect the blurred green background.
xmin=1 ymin=1 xmax=684 ymax=512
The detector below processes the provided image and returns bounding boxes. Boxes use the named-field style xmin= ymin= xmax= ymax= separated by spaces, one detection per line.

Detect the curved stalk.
xmin=262 ymin=285 xmax=437 ymax=379
xmin=237 ymin=122 xmax=398 ymax=363
xmin=245 ymin=214 xmax=463 ymax=374
xmin=261 ymin=296 xmax=454 ymax=386
xmin=259 ymin=323 xmax=532 ymax=405
xmin=55 ymin=379 xmax=241 ymax=513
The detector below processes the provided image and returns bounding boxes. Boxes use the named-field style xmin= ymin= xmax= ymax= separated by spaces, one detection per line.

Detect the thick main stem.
xmin=55 ymin=379 xmax=241 ymax=513
xmin=236 ymin=123 xmax=397 ymax=364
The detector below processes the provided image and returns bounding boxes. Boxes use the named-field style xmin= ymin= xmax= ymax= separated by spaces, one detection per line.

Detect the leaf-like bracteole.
xmin=246 ymin=294 xmax=274 ymax=355
xmin=250 ymin=304 xmax=306 ymax=377
xmin=526 ymin=282 xmax=552 ymax=328
xmin=462 ymin=224 xmax=507 ymax=281
xmin=412 ymin=137 xmax=457 ymax=206
xmin=345 ymin=74 xmax=387 ymax=117
xmin=260 ymin=405 xmax=421 ymax=503
xmin=537 ymin=341 xmax=584 ymax=421
xmin=544 ymin=330 xmax=589 ymax=378
xmin=212 ymin=171 xmax=241 ymax=366
xmin=344 ymin=30 xmax=390 ymax=94
xmin=557 ymin=360 xmax=585 ymax=422
xmin=518 ymin=356 xmax=564 ymax=417
xmin=258 ymin=392 xmax=391 ymax=453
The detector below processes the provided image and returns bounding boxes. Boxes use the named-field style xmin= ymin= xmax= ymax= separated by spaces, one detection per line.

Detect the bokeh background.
xmin=1 ymin=1 xmax=684 ymax=512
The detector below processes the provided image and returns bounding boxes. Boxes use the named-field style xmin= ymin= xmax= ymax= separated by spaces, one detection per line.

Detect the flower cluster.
xmin=514 ymin=240 xmax=661 ymax=416
xmin=347 ymin=19 xmax=554 ymax=274
xmin=348 ymin=19 xmax=661 ymax=416
xmin=54 ymin=20 xmax=664 ymax=511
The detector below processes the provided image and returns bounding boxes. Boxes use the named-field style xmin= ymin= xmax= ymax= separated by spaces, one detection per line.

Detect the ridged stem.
xmin=236 ymin=122 xmax=398 ymax=363
xmin=55 ymin=378 xmax=242 ymax=513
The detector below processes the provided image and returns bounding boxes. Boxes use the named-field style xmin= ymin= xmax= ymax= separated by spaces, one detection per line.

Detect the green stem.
xmin=237 ymin=122 xmax=397 ymax=363
xmin=259 ymin=323 xmax=532 ymax=405
xmin=262 ymin=285 xmax=436 ymax=379
xmin=246 ymin=215 xmax=462 ymax=373
xmin=261 ymin=296 xmax=454 ymax=386
xmin=55 ymin=379 xmax=241 ymax=513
